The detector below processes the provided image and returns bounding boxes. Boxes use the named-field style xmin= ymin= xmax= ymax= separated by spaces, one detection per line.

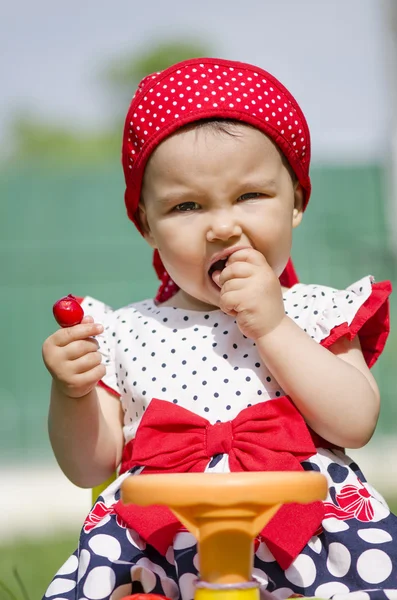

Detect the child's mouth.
xmin=208 ymin=259 xmax=227 ymax=288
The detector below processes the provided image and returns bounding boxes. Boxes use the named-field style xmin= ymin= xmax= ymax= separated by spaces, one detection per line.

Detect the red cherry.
xmin=53 ymin=294 xmax=84 ymax=328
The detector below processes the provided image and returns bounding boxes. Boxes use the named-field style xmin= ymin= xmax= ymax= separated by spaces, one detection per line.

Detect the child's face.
xmin=140 ymin=123 xmax=303 ymax=311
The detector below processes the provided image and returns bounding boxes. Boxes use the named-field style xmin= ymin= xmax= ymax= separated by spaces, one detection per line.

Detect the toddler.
xmin=42 ymin=58 xmax=397 ymax=600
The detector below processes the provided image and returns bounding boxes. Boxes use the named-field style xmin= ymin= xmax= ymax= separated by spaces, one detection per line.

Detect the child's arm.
xmin=255 ymin=318 xmax=380 ymax=449
xmin=43 ymin=317 xmax=124 ymax=488
xmin=48 ymin=384 xmax=124 ymax=488
xmin=218 ymin=248 xmax=380 ymax=450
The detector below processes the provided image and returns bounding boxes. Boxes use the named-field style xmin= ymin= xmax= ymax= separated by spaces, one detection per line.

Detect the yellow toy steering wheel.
xmin=121 ymin=471 xmax=327 ymax=600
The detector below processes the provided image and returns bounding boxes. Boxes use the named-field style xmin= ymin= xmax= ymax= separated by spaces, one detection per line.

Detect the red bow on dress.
xmin=115 ymin=397 xmax=329 ymax=570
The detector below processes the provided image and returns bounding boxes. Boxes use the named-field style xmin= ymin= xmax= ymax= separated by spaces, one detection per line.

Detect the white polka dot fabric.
xmin=83 ymin=295 xmax=287 ymax=443
xmin=82 ymin=275 xmax=374 ymax=445
xmin=282 ymin=275 xmax=374 ymax=342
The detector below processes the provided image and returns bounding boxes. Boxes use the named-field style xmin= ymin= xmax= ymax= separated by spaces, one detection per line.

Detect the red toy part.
xmin=53 ymin=294 xmax=84 ymax=328
xmin=121 ymin=595 xmax=171 ymax=600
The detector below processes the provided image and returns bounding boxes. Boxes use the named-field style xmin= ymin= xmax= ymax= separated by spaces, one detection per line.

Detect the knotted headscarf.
xmin=121 ymin=57 xmax=311 ymax=302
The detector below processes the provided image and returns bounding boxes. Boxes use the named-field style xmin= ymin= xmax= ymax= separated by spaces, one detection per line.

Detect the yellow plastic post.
xmin=195 ymin=582 xmax=260 ymax=600
xmin=91 ymin=470 xmax=117 ymax=505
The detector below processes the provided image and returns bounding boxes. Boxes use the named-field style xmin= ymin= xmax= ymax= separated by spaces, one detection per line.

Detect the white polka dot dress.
xmin=44 ymin=275 xmax=397 ymax=600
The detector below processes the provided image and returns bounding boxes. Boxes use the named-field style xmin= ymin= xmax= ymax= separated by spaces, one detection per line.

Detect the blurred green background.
xmin=2 ymin=160 xmax=396 ymax=464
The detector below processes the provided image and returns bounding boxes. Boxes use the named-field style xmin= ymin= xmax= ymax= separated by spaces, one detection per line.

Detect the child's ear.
xmin=138 ymin=203 xmax=157 ymax=249
xmin=292 ymin=183 xmax=304 ymax=229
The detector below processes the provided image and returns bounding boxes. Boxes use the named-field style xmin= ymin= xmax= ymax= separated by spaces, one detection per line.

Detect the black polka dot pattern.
xmin=81 ymin=275 xmax=374 ymax=443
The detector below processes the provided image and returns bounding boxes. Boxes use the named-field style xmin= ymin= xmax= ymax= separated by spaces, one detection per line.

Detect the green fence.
xmin=1 ymin=162 xmax=396 ymax=462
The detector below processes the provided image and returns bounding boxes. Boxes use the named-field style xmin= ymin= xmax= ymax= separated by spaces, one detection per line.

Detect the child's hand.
xmin=42 ymin=315 xmax=106 ymax=399
xmin=218 ymin=248 xmax=286 ymax=340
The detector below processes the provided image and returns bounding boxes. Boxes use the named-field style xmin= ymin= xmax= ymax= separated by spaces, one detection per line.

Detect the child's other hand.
xmin=42 ymin=315 xmax=106 ymax=399
xmin=218 ymin=248 xmax=286 ymax=340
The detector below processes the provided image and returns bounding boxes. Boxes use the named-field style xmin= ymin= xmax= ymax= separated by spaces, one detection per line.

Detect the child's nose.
xmin=206 ymin=211 xmax=243 ymax=242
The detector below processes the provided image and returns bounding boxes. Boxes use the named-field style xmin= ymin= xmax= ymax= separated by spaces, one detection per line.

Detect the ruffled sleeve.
xmin=284 ymin=276 xmax=392 ymax=368
xmin=80 ymin=296 xmax=121 ymax=396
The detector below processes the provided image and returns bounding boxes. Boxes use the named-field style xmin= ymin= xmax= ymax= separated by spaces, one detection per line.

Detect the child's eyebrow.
xmin=155 ymin=191 xmax=197 ymax=205
xmin=240 ymin=179 xmax=277 ymax=192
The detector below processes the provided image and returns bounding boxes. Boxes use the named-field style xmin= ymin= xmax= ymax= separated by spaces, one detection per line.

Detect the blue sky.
xmin=1 ymin=0 xmax=395 ymax=162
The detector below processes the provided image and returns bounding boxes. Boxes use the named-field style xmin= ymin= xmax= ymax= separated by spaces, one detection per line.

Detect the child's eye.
xmin=238 ymin=192 xmax=264 ymax=201
xmin=174 ymin=202 xmax=200 ymax=212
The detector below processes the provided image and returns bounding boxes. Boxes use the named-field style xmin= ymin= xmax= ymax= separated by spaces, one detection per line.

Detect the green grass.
xmin=2 ymin=497 xmax=397 ymax=600
xmin=0 ymin=531 xmax=78 ymax=600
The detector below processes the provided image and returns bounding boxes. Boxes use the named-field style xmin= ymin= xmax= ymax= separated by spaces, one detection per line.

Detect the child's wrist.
xmin=51 ymin=378 xmax=96 ymax=402
xmin=254 ymin=315 xmax=292 ymax=348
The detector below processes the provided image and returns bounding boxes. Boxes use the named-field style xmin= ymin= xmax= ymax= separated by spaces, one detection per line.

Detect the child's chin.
xmin=177 ymin=287 xmax=219 ymax=311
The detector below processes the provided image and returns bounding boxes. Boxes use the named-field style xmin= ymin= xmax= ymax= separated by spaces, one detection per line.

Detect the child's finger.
xmin=219 ymin=289 xmax=240 ymax=316
xmin=72 ymin=351 xmax=103 ymax=374
xmin=219 ymin=277 xmax=245 ymax=295
xmin=53 ymin=322 xmax=104 ymax=346
xmin=64 ymin=338 xmax=100 ymax=360
xmin=73 ymin=364 xmax=107 ymax=388
xmin=219 ymin=262 xmax=252 ymax=286
xmin=81 ymin=315 xmax=94 ymax=324
xmin=226 ymin=248 xmax=267 ymax=266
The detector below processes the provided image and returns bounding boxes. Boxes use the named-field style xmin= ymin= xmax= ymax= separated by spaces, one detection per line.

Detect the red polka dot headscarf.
xmin=122 ymin=57 xmax=311 ymax=302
